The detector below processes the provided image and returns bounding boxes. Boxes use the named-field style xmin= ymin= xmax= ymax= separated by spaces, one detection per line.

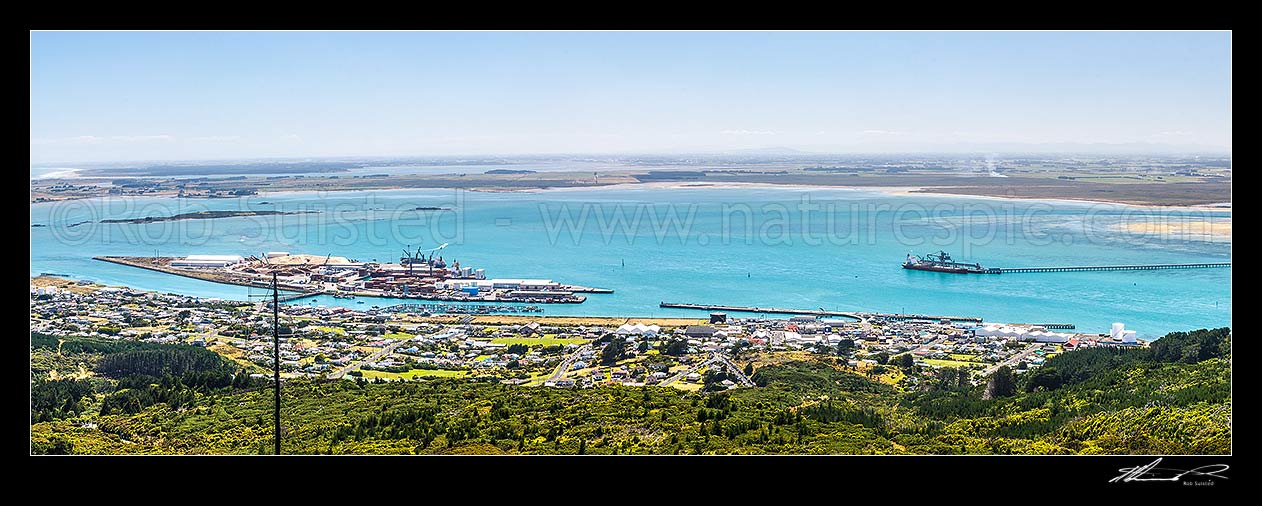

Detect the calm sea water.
xmin=29 ymin=186 xmax=1231 ymax=337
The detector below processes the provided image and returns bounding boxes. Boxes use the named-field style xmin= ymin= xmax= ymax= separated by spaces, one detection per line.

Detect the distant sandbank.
xmin=1117 ymin=220 xmax=1232 ymax=241
xmin=513 ymin=181 xmax=1232 ymax=214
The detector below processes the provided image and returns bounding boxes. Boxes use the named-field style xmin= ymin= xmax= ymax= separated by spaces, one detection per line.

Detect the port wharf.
xmin=384 ymin=303 xmax=545 ymax=315
xmin=94 ymin=255 xmax=605 ymax=304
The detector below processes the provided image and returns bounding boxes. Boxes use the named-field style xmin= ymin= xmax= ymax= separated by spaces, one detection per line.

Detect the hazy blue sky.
xmin=30 ymin=31 xmax=1231 ymax=164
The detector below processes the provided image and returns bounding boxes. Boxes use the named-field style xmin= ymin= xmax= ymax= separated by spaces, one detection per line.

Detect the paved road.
xmin=661 ymin=352 xmax=755 ymax=388
xmin=546 ymin=343 xmax=593 ymax=383
xmin=661 ymin=355 xmax=716 ymax=386
xmin=981 ymin=343 xmax=1042 ymax=377
xmin=910 ymin=335 xmax=947 ymax=356
xmin=328 ymin=338 xmax=410 ymax=379
xmin=713 ymin=354 xmax=756 ymax=387
xmin=660 ymin=365 xmax=697 ymax=386
xmin=885 ymin=335 xmax=946 ymax=367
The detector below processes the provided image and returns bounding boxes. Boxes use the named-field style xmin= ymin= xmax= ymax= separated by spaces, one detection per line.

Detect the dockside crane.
xmin=402 ymin=247 xmax=419 ymax=277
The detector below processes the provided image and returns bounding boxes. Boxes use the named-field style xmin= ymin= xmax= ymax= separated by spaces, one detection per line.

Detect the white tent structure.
xmin=974 ymin=324 xmax=1073 ymax=343
xmin=616 ymin=323 xmax=660 ymax=336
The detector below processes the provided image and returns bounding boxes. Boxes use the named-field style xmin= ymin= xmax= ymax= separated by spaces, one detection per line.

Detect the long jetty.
xmin=659 ymin=302 xmax=864 ymax=319
xmin=989 ymin=262 xmax=1229 ymax=274
xmin=874 ymin=313 xmax=983 ymax=323
xmin=659 ymin=302 xmax=991 ymax=324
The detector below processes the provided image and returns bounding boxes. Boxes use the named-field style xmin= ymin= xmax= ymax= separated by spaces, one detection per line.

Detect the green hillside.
xmin=30 ymin=328 xmax=1230 ymax=455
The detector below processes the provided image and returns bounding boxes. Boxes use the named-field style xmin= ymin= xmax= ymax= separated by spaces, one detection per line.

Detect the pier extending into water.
xmin=659 ymin=302 xmax=1089 ymax=330
xmin=874 ymin=313 xmax=983 ymax=323
xmin=660 ymin=302 xmax=994 ymax=324
xmin=659 ymin=302 xmax=864 ymax=319
xmin=987 ymin=262 xmax=1229 ymax=274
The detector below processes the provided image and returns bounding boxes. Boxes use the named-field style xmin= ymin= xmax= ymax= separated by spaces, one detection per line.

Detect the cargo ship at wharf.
xmin=95 ymin=247 xmax=611 ymax=304
xmin=902 ymin=251 xmax=991 ymax=274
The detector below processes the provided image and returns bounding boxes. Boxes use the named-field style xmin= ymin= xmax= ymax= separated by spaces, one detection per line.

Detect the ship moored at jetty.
xmin=95 ymin=246 xmax=612 ymax=304
xmin=902 ymin=251 xmax=990 ymax=274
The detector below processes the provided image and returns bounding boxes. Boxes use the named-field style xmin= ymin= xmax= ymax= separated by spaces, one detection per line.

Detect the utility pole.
xmin=272 ymin=271 xmax=281 ymax=455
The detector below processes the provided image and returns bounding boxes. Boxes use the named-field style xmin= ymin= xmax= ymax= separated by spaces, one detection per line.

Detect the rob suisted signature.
xmin=1110 ymin=458 xmax=1229 ymax=484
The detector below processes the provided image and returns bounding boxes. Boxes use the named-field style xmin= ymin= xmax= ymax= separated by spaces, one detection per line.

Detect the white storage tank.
xmin=1111 ymin=322 xmax=1125 ymax=340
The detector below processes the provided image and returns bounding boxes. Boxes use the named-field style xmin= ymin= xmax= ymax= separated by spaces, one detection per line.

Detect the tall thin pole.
xmin=272 ymin=271 xmax=281 ymax=455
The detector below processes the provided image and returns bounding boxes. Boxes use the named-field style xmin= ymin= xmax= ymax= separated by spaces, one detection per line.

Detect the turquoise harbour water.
xmin=29 ymin=186 xmax=1230 ymax=337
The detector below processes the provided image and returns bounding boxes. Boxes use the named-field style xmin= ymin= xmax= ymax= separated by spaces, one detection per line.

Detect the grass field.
xmin=310 ymin=326 xmax=347 ymax=336
xmin=738 ymin=350 xmax=816 ymax=372
xmin=123 ymin=326 xmax=166 ymax=334
xmin=207 ymin=343 xmax=264 ymax=372
xmin=490 ymin=336 xmax=590 ymax=347
xmin=359 ymin=368 xmax=470 ymax=380
xmin=626 ymin=318 xmax=709 ymax=327
xmin=923 ymin=358 xmax=982 ymax=369
xmin=522 ymin=371 xmax=554 ymax=387
xmin=30 ymin=276 xmax=104 ymax=294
